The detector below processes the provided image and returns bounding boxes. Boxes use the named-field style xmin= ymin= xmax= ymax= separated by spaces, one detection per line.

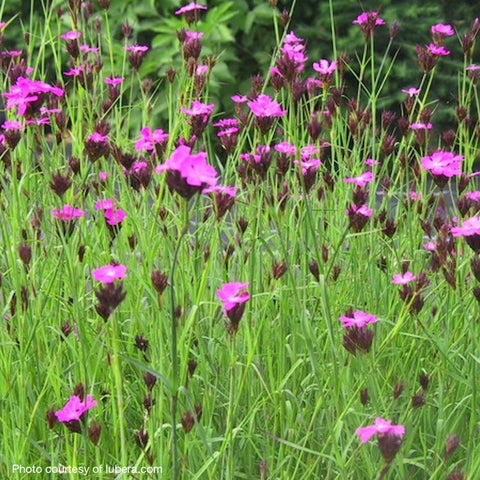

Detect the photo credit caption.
xmin=12 ymin=464 xmax=163 ymax=475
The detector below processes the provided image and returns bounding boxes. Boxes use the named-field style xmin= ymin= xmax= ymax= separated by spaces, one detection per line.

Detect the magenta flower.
xmin=92 ymin=264 xmax=127 ymax=283
xmin=248 ymin=94 xmax=286 ymax=118
xmin=105 ymin=76 xmax=124 ymax=86
xmin=391 ymin=271 xmax=416 ymax=285
xmin=95 ymin=199 xmax=117 ymax=210
xmin=339 ymin=310 xmax=377 ymax=328
xmin=356 ymin=417 xmax=405 ymax=443
xmin=52 ymin=205 xmax=85 ymax=221
xmin=180 ymin=100 xmax=214 ymax=117
xmin=217 ymin=282 xmax=250 ymax=312
xmin=175 ymin=2 xmax=207 ymax=15
xmin=431 ymin=24 xmax=454 ymax=36
xmin=104 ymin=208 xmax=126 ymax=226
xmin=135 ymin=126 xmax=169 ymax=153
xmin=401 ymin=87 xmax=420 ymax=96
xmin=343 ymin=171 xmax=374 ymax=187
xmin=421 ymin=152 xmax=463 ymax=187
xmin=410 ymin=122 xmax=432 ymax=130
xmin=451 ymin=216 xmax=480 ymax=252
xmin=353 ymin=11 xmax=385 ymax=26
xmin=426 ymin=43 xmax=450 ymax=56
xmin=274 ymin=141 xmax=297 ymax=155
xmin=353 ymin=11 xmax=385 ymax=39
xmin=313 ymin=59 xmax=338 ymax=75
xmin=156 ymin=145 xmax=217 ymax=199
xmin=217 ymin=282 xmax=249 ymax=335
xmin=2 ymin=76 xmax=63 ymax=116
xmin=55 ymin=395 xmax=97 ymax=423
xmin=60 ymin=31 xmax=82 ymax=41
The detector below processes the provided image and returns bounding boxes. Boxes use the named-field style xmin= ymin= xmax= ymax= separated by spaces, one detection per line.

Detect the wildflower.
xmin=124 ymin=44 xmax=149 ymax=71
xmin=55 ymin=394 xmax=97 ymax=423
xmin=431 ymin=24 xmax=454 ymax=45
xmin=85 ymin=131 xmax=109 ymax=161
xmin=339 ymin=310 xmax=377 ymax=328
xmin=313 ymin=58 xmax=337 ymax=87
xmin=2 ymin=76 xmax=63 ymax=117
xmin=247 ymin=94 xmax=286 ymax=134
xmin=451 ymin=215 xmax=480 ymax=252
xmin=340 ymin=309 xmax=377 ymax=354
xmin=175 ymin=2 xmax=207 ymax=24
xmin=92 ymin=264 xmax=127 ymax=283
xmin=343 ymin=171 xmax=373 ymax=187
xmin=202 ymin=185 xmax=237 ymax=220
xmin=410 ymin=122 xmax=432 ymax=130
xmin=345 ymin=204 xmax=372 ymax=232
xmin=426 ymin=43 xmax=450 ymax=56
xmin=401 ymin=87 xmax=420 ymax=96
xmin=217 ymin=282 xmax=249 ymax=335
xmin=356 ymin=417 xmax=405 ymax=443
xmin=391 ymin=271 xmax=416 ymax=284
xmin=52 ymin=205 xmax=85 ymax=221
xmin=156 ymin=145 xmax=217 ymax=199
xmin=60 ymin=31 xmax=81 ymax=41
xmin=352 ymin=11 xmax=385 ymax=39
xmin=104 ymin=208 xmax=126 ymax=226
xmin=180 ymin=100 xmax=214 ymax=137
xmin=421 ymin=151 xmax=464 ymax=188
xmin=135 ymin=126 xmax=169 ymax=156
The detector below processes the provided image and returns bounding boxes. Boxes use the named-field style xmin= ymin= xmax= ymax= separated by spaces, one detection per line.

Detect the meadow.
xmin=1 ymin=1 xmax=480 ymax=479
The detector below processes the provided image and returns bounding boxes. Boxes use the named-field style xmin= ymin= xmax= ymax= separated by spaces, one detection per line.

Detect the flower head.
xmin=391 ymin=271 xmax=416 ymax=284
xmin=217 ymin=282 xmax=250 ymax=312
xmin=248 ymin=94 xmax=286 ymax=118
xmin=92 ymin=264 xmax=127 ymax=283
xmin=339 ymin=310 xmax=377 ymax=328
xmin=401 ymin=87 xmax=420 ymax=96
xmin=55 ymin=395 xmax=97 ymax=423
xmin=52 ymin=205 xmax=85 ymax=221
xmin=356 ymin=417 xmax=405 ymax=443
xmin=343 ymin=171 xmax=374 ymax=187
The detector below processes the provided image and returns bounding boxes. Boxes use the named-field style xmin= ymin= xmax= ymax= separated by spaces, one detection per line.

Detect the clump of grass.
xmin=1 ymin=1 xmax=479 ymax=479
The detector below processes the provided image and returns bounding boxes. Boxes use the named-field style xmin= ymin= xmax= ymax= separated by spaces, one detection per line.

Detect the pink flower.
xmin=155 ymin=145 xmax=218 ymax=198
xmin=343 ymin=171 xmax=374 ymax=187
xmin=247 ymin=94 xmax=286 ymax=118
xmin=105 ymin=76 xmax=124 ymax=86
xmin=175 ymin=2 xmax=207 ymax=15
xmin=274 ymin=141 xmax=297 ymax=155
xmin=410 ymin=122 xmax=432 ymax=130
xmin=92 ymin=264 xmax=127 ymax=283
xmin=63 ymin=65 xmax=84 ymax=76
xmin=80 ymin=44 xmax=99 ymax=53
xmin=313 ymin=59 xmax=338 ymax=75
xmin=2 ymin=120 xmax=25 ymax=130
xmin=104 ymin=208 xmax=126 ymax=226
xmin=135 ymin=126 xmax=169 ymax=151
xmin=426 ymin=43 xmax=450 ymax=56
xmin=2 ymin=76 xmax=63 ymax=116
xmin=60 ymin=31 xmax=82 ymax=41
xmin=451 ymin=216 xmax=480 ymax=237
xmin=401 ymin=87 xmax=420 ymax=96
xmin=421 ymin=151 xmax=464 ymax=178
xmin=55 ymin=395 xmax=97 ymax=422
xmin=202 ymin=185 xmax=238 ymax=197
xmin=124 ymin=44 xmax=149 ymax=53
xmin=216 ymin=282 xmax=250 ymax=312
xmin=391 ymin=272 xmax=416 ymax=285
xmin=352 ymin=12 xmax=385 ymax=26
xmin=364 ymin=158 xmax=380 ymax=166
xmin=431 ymin=24 xmax=454 ymax=36
xmin=213 ymin=118 xmax=238 ymax=128
xmin=180 ymin=100 xmax=214 ymax=116
xmin=52 ymin=205 xmax=85 ymax=221
xmin=356 ymin=417 xmax=405 ymax=443
xmin=339 ymin=310 xmax=377 ymax=328
xmin=231 ymin=94 xmax=248 ymax=103
xmin=95 ymin=199 xmax=117 ymax=210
